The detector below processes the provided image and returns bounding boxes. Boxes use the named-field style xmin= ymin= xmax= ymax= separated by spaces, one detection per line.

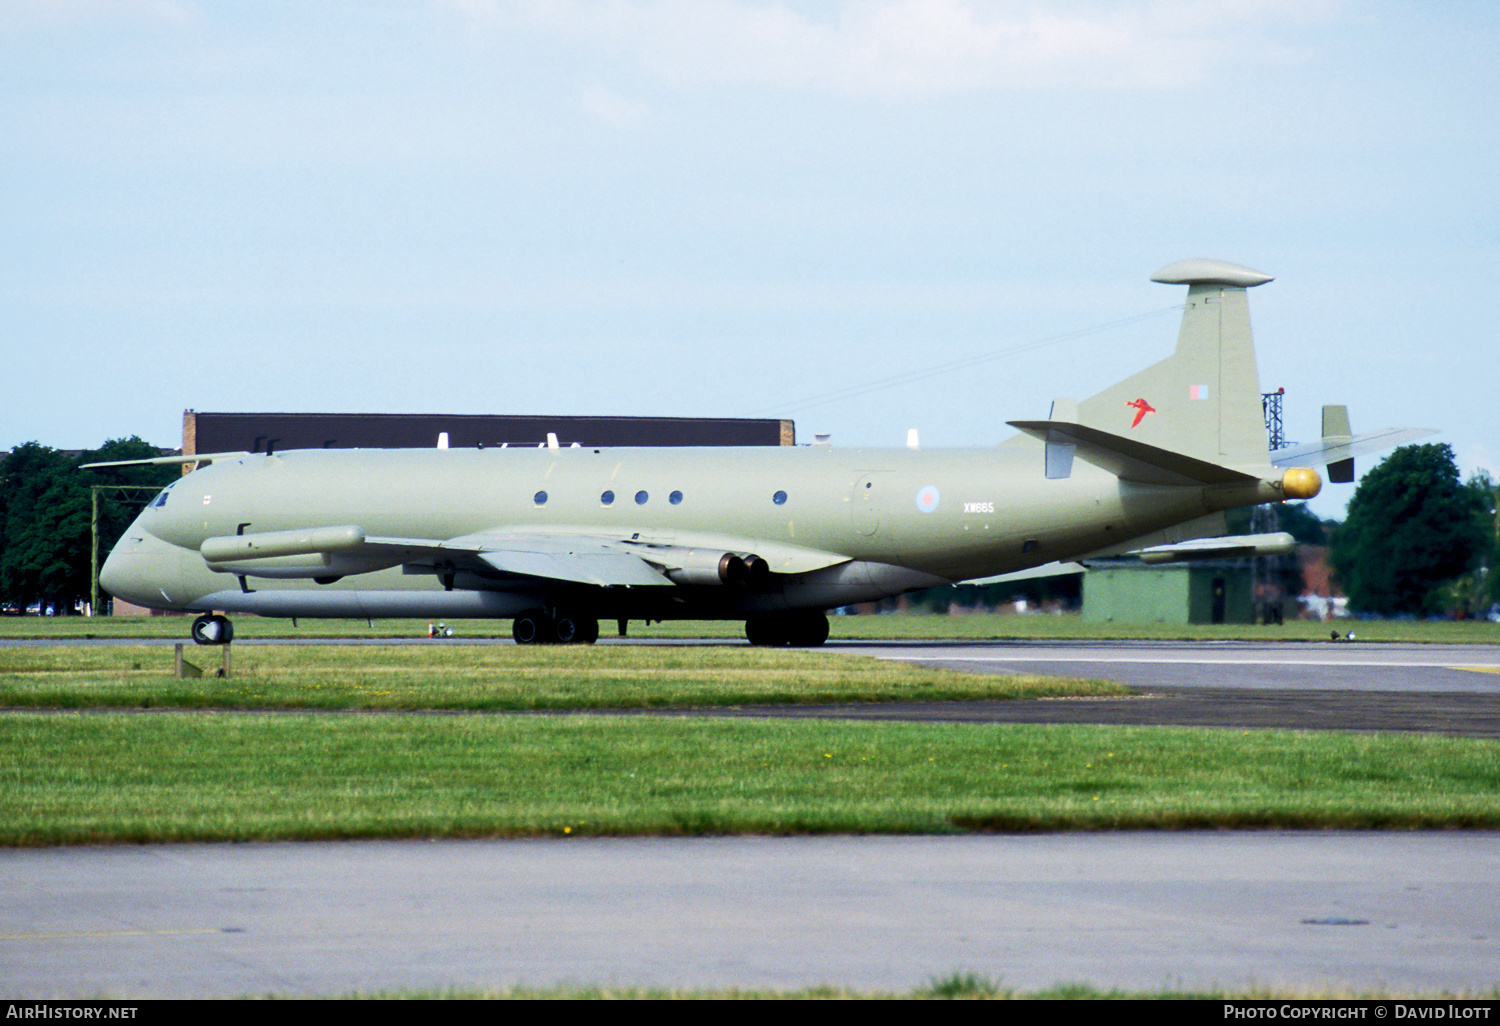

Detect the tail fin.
xmin=1076 ymin=259 xmax=1273 ymax=468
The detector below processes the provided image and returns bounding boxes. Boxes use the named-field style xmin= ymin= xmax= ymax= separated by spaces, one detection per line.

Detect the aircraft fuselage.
xmin=100 ymin=442 xmax=1247 ymax=622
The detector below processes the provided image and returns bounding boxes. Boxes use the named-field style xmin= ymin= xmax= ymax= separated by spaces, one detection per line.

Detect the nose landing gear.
xmin=190 ymin=613 xmax=234 ymax=645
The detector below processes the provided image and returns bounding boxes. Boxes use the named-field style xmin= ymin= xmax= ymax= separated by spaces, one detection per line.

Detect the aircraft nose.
xmin=100 ymin=531 xmax=176 ymax=609
xmin=99 ymin=536 xmax=144 ymax=606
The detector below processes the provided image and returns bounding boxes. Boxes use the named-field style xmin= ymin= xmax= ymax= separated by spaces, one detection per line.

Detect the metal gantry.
xmin=1254 ymin=388 xmax=1289 ymax=624
xmin=1261 ymin=387 xmax=1287 ymax=452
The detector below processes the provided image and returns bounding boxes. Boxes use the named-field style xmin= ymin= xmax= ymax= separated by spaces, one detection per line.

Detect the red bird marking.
xmin=1126 ymin=398 xmax=1156 ymax=428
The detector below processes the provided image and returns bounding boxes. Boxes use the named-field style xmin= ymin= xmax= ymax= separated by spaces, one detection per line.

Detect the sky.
xmin=3 ymin=0 xmax=1496 ymax=519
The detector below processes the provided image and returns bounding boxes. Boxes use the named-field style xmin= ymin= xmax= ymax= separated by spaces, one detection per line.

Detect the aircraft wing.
xmin=83 ymin=451 xmax=252 ymax=470
xmin=461 ymin=537 xmax=674 ymax=587
xmin=441 ymin=529 xmax=851 ymax=585
xmin=222 ymin=530 xmax=677 ymax=587
xmin=958 ymin=530 xmax=1296 ymax=588
xmin=201 ymin=524 xmax=849 ymax=587
xmin=1130 ymin=531 xmax=1295 ymax=563
xmin=959 ymin=561 xmax=1087 ymax=585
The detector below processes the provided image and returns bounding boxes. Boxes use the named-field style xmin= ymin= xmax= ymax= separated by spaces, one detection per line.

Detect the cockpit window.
xmin=150 ymin=485 xmax=173 ymax=509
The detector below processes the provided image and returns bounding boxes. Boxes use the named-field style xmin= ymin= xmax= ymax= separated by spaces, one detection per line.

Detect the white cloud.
xmin=445 ymin=0 xmax=1343 ymax=95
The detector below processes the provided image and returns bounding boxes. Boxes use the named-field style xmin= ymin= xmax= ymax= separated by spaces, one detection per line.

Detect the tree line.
xmin=0 ymin=438 xmax=178 ymax=614
xmin=1330 ymin=443 xmax=1498 ymax=619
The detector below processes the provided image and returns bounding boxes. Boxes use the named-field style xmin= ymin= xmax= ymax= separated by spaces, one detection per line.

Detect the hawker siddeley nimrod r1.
xmin=93 ymin=259 xmax=1431 ymax=646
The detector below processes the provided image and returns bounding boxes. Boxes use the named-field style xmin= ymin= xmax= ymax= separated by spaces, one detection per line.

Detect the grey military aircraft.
xmin=93 ymin=259 xmax=1428 ymax=646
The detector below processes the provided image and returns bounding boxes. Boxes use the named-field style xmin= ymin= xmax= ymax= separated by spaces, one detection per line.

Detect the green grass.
xmin=5 ymin=713 xmax=1498 ymax=845
xmin=0 ymin=644 xmax=1124 ymax=710
xmin=4 ymin=629 xmax=1497 ymax=848
xmin=3 ymin=611 xmax=1497 ymax=643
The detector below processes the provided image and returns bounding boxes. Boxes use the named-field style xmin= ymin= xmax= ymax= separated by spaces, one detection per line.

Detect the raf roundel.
xmin=915 ymin=485 xmax=940 ymax=513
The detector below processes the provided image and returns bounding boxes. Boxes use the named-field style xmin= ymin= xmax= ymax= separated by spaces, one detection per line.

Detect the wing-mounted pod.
xmin=200 ymin=525 xmax=405 ymax=580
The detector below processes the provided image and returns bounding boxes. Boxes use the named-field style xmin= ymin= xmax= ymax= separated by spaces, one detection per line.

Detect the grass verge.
xmin=0 ymin=644 xmax=1125 ymax=710
xmin=1 ymin=612 xmax=1497 ymax=643
xmin=5 ymin=713 xmax=1498 ymax=845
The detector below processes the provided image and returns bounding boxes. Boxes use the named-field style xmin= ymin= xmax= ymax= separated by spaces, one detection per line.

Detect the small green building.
xmin=1082 ymin=560 xmax=1255 ymax=625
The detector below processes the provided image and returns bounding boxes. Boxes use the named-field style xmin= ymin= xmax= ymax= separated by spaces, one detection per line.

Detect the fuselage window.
xmin=601 ymin=490 xmax=615 ymax=505
xmin=635 ymin=490 xmax=649 ymax=505
xmin=669 ymin=490 xmax=683 ymax=505
xmin=534 ymin=490 xmax=548 ymax=506
xmin=773 ymin=490 xmax=787 ymax=505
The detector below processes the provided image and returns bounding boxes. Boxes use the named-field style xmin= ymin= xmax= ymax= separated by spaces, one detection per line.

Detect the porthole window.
xmin=773 ymin=490 xmax=787 ymax=505
xmin=601 ymin=490 xmax=615 ymax=505
xmin=635 ymin=490 xmax=649 ymax=505
xmin=669 ymin=490 xmax=683 ymax=505
xmin=534 ymin=490 xmax=548 ymax=505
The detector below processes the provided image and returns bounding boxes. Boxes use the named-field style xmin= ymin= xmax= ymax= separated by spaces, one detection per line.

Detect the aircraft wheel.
xmin=746 ymin=612 xmax=829 ymax=647
xmin=191 ymin=614 xmax=233 ymax=646
xmin=512 ymin=610 xmax=552 ymax=645
xmin=745 ymin=614 xmax=787 ymax=647
xmin=551 ymin=612 xmax=599 ymax=645
xmin=787 ymin=612 xmax=829 ymax=647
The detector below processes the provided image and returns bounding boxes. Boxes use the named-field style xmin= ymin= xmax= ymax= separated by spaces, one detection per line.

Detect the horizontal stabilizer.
xmin=1008 ymin=420 xmax=1261 ymax=486
xmin=1270 ymin=427 xmax=1436 ymax=470
xmin=1132 ymin=532 xmax=1295 ymax=564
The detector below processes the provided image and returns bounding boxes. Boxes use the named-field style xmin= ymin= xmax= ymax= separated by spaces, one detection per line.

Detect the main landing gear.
xmin=745 ymin=611 xmax=830 ymax=647
xmin=190 ymin=613 xmax=234 ymax=645
xmin=512 ymin=608 xmax=600 ymax=646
